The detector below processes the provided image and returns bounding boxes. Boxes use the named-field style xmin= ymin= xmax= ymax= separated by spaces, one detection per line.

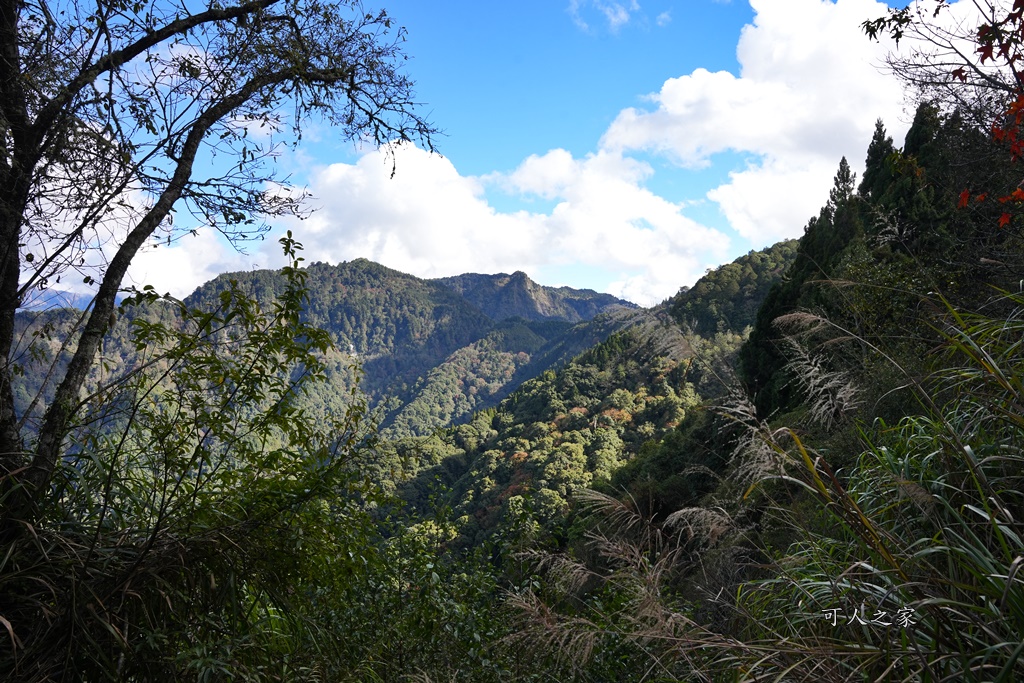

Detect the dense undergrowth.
xmin=510 ymin=286 xmax=1024 ymax=682
xmin=488 ymin=93 xmax=1024 ymax=680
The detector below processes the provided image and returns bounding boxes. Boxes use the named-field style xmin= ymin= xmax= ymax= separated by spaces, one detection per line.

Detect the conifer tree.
xmin=859 ymin=119 xmax=896 ymax=200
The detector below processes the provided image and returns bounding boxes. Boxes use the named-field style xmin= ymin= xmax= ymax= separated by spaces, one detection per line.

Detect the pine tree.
xmin=859 ymin=119 xmax=896 ymax=199
xmin=903 ymin=102 xmax=942 ymax=157
xmin=829 ymin=157 xmax=857 ymax=209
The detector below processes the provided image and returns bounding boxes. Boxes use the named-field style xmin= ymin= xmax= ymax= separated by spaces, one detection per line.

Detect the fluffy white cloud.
xmin=502 ymin=149 xmax=730 ymax=303
xmin=602 ymin=68 xmax=798 ymax=166
xmin=19 ymin=180 xmax=255 ymax=304
xmin=602 ymin=0 xmax=909 ymax=242
xmin=278 ymin=143 xmax=728 ymax=306
xmin=293 ymin=144 xmax=548 ymax=277
xmin=99 ymin=143 xmax=722 ymax=306
xmin=112 ymin=0 xmax=943 ymax=306
xmin=126 ymin=228 xmax=253 ymax=298
xmin=103 ymin=144 xmax=726 ymax=306
xmin=707 ymin=159 xmax=841 ymax=241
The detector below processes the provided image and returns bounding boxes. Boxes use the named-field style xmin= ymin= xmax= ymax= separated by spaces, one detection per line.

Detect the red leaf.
xmin=958 ymin=189 xmax=971 ymax=208
xmin=1000 ymin=212 xmax=1012 ymax=227
xmin=976 ymin=193 xmax=988 ymax=203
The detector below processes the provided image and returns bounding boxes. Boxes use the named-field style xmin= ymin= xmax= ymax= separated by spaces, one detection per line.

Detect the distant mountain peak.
xmin=432 ymin=271 xmax=635 ymax=323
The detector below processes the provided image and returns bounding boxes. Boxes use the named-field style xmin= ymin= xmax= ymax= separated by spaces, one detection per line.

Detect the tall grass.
xmin=513 ymin=289 xmax=1024 ymax=681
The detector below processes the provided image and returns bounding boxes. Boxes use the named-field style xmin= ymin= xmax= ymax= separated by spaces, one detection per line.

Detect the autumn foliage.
xmin=866 ymin=1 xmax=1024 ymax=227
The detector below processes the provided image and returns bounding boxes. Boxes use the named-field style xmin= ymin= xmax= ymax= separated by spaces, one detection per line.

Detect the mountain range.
xmin=13 ymin=242 xmax=794 ymax=457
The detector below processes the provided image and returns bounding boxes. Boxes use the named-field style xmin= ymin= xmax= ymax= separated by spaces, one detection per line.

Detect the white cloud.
xmin=602 ymin=0 xmax=910 ymax=242
xmin=569 ymin=0 xmax=641 ymax=32
xmin=707 ymin=158 xmax=839 ymax=241
xmin=103 ymin=144 xmax=725 ymax=307
xmin=501 ymin=148 xmax=730 ymax=303
xmin=269 ymin=143 xmax=730 ymax=306
xmin=111 ymin=0 xmax=945 ymax=306
xmin=127 ymin=228 xmax=252 ymax=298
xmin=656 ymin=10 xmax=671 ymax=27
xmin=293 ymin=144 xmax=548 ymax=278
xmin=602 ymin=68 xmax=799 ymax=166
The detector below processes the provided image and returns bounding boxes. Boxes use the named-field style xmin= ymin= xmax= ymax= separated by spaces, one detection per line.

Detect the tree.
xmin=828 ymin=156 xmax=856 ymax=209
xmin=863 ymin=1 xmax=1022 ymax=129
xmin=0 ymin=231 xmax=384 ymax=678
xmin=859 ymin=119 xmax=896 ymax=200
xmin=738 ymin=156 xmax=870 ymax=417
xmin=864 ymin=4 xmax=1024 ymax=271
xmin=863 ymin=0 xmax=1024 ymax=175
xmin=0 ymin=0 xmax=435 ymax=524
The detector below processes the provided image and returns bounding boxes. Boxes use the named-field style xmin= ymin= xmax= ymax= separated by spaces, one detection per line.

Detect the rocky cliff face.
xmin=432 ymin=270 xmax=635 ymax=322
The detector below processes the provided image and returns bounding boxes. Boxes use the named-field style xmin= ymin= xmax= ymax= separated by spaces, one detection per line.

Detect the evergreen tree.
xmin=903 ymin=101 xmax=942 ymax=157
xmin=828 ymin=157 xmax=856 ymax=209
xmin=859 ymin=119 xmax=896 ymax=199
xmin=740 ymin=158 xmax=865 ymax=417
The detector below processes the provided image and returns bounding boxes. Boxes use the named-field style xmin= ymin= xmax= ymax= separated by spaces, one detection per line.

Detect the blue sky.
xmin=127 ymin=0 xmax=921 ymax=306
xmin=382 ymin=0 xmax=756 ymax=173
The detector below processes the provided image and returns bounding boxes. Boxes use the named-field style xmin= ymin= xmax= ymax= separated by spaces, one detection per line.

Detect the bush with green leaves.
xmin=1 ymin=234 xmax=374 ymax=681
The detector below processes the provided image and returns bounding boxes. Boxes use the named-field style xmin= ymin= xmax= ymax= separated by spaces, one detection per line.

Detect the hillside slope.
xmin=377 ymin=242 xmax=799 ymax=545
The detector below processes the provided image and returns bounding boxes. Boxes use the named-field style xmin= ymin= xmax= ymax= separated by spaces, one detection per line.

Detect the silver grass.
xmin=574 ymin=488 xmax=663 ymax=552
xmin=663 ymin=507 xmax=734 ymax=546
xmin=716 ymin=391 xmax=790 ymax=487
xmin=781 ymin=335 xmax=862 ymax=430
xmin=516 ymin=546 xmax=597 ymax=596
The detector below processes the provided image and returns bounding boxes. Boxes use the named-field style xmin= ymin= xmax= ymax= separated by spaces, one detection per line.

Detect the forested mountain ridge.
xmin=391 ymin=311 xmax=698 ymax=546
xmin=13 ymin=258 xmax=638 ymax=439
xmin=669 ymin=240 xmax=798 ymax=337
xmin=187 ymin=258 xmax=638 ymax=434
xmin=500 ymin=97 xmax=1024 ymax=681
xmin=375 ymin=242 xmax=800 ymax=547
xmin=188 ymin=259 xmax=633 ymax=356
xmin=188 ymin=258 xmax=492 ymax=360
